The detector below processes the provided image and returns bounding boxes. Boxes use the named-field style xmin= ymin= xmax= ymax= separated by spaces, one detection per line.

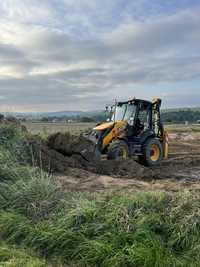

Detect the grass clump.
xmin=0 ymin=124 xmax=29 ymax=163
xmin=0 ymin=172 xmax=65 ymax=221
xmin=0 ymin=241 xmax=48 ymax=267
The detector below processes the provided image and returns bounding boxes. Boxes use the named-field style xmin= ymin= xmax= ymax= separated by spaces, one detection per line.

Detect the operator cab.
xmin=111 ymin=99 xmax=153 ymax=138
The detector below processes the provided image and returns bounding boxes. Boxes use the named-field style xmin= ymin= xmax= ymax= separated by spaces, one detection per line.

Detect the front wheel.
xmin=140 ymin=138 xmax=163 ymax=166
xmin=107 ymin=140 xmax=129 ymax=160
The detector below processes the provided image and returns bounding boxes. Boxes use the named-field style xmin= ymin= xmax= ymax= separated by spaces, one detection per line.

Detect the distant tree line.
xmin=38 ymin=113 xmax=107 ymax=123
xmin=27 ymin=109 xmax=200 ymax=124
xmin=161 ymin=110 xmax=200 ymax=123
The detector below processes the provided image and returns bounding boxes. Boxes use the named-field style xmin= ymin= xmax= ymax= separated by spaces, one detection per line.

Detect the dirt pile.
xmin=27 ymin=136 xmax=83 ymax=173
xmin=89 ymin=159 xmax=151 ymax=178
xmin=45 ymin=132 xmax=149 ymax=178
xmin=47 ymin=132 xmax=97 ymax=161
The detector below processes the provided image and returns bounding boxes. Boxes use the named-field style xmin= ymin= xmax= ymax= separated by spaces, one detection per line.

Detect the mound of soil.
xmin=29 ymin=136 xmax=148 ymax=178
xmin=27 ymin=136 xmax=83 ymax=173
xmin=45 ymin=132 xmax=151 ymax=178
xmin=47 ymin=132 xmax=97 ymax=161
xmin=87 ymin=159 xmax=150 ymax=178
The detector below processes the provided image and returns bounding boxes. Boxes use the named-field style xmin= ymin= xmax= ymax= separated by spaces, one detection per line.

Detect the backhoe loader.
xmin=83 ymin=97 xmax=168 ymax=166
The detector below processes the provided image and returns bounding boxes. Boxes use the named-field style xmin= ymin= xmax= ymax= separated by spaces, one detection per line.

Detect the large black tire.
xmin=107 ymin=140 xmax=129 ymax=160
xmin=140 ymin=138 xmax=163 ymax=166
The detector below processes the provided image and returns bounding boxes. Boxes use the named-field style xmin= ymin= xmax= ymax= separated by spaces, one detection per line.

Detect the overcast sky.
xmin=0 ymin=0 xmax=200 ymax=112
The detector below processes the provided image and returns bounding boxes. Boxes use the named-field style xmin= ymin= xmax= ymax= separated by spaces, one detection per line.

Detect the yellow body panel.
xmin=101 ymin=121 xmax=127 ymax=150
xmin=93 ymin=120 xmax=127 ymax=150
xmin=94 ymin=121 xmax=114 ymax=131
xmin=163 ymin=131 xmax=169 ymax=159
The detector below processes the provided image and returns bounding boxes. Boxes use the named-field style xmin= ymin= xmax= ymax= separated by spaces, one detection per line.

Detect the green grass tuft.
xmin=0 ymin=173 xmax=65 ymax=221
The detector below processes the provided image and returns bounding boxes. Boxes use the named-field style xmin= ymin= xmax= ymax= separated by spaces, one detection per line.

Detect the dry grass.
xmin=23 ymin=121 xmax=200 ymax=136
xmin=166 ymin=124 xmax=200 ymax=133
xmin=22 ymin=121 xmax=95 ymax=135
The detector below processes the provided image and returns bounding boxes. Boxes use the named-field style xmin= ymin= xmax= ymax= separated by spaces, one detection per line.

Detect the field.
xmin=23 ymin=121 xmax=200 ymax=135
xmin=1 ymin=120 xmax=200 ymax=266
xmin=23 ymin=121 xmax=95 ymax=135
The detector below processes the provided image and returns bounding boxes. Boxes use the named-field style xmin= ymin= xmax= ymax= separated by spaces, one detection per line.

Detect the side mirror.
xmin=106 ymin=118 xmax=111 ymax=122
xmin=105 ymin=105 xmax=113 ymax=113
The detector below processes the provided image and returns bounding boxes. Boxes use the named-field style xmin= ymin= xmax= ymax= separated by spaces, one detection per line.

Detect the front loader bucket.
xmin=47 ymin=132 xmax=101 ymax=162
xmin=80 ymin=145 xmax=101 ymax=162
xmin=79 ymin=132 xmax=101 ymax=162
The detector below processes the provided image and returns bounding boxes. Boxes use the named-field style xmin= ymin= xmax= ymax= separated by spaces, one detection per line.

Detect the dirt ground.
xmin=45 ymin=132 xmax=200 ymax=193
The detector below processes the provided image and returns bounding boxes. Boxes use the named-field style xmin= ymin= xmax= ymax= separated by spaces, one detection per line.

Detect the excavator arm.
xmin=152 ymin=97 xmax=168 ymax=159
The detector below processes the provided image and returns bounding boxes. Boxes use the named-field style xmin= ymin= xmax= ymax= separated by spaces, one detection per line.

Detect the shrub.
xmin=0 ymin=124 xmax=34 ymax=165
xmin=0 ymin=172 xmax=65 ymax=222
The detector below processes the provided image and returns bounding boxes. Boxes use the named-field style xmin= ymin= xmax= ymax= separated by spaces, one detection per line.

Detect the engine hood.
xmin=93 ymin=121 xmax=114 ymax=131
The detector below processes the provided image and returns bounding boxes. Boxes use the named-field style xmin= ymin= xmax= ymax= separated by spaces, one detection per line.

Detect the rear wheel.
xmin=140 ymin=138 xmax=163 ymax=166
xmin=107 ymin=140 xmax=129 ymax=160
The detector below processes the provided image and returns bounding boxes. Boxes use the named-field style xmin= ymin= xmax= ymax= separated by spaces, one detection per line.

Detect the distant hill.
xmin=162 ymin=107 xmax=200 ymax=113
xmin=2 ymin=110 xmax=104 ymax=120
xmin=2 ymin=107 xmax=200 ymax=123
xmin=161 ymin=108 xmax=200 ymax=123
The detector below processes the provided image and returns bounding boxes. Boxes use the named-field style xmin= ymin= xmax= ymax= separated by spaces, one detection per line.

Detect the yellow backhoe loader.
xmin=83 ymin=97 xmax=168 ymax=166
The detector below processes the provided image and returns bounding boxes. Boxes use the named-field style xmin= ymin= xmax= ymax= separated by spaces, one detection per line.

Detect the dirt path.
xmin=56 ymin=172 xmax=200 ymax=193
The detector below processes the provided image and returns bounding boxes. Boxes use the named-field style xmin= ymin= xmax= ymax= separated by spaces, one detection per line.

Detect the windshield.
xmin=111 ymin=103 xmax=136 ymax=122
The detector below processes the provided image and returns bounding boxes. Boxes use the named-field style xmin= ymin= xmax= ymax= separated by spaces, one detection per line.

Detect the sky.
xmin=0 ymin=0 xmax=200 ymax=112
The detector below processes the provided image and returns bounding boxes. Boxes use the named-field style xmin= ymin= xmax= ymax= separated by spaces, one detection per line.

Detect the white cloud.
xmin=0 ymin=1 xmax=200 ymax=111
xmin=104 ymin=8 xmax=200 ymax=56
xmin=0 ymin=0 xmax=55 ymax=25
